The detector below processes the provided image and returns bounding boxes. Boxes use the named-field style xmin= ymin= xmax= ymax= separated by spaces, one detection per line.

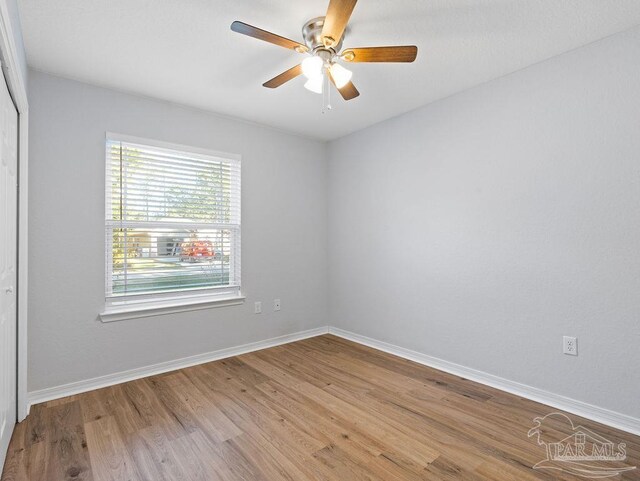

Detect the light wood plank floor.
xmin=2 ymin=335 xmax=638 ymax=480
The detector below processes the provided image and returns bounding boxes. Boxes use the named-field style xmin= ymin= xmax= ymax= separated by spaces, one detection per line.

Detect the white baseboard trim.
xmin=26 ymin=324 xmax=640 ymax=438
xmin=28 ymin=326 xmax=329 ymax=409
xmin=328 ymin=327 xmax=640 ymax=437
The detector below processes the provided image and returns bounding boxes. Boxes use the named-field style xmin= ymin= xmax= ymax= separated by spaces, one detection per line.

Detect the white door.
xmin=0 ymin=67 xmax=18 ymax=468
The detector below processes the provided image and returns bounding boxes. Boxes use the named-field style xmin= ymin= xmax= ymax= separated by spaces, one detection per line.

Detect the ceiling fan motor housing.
xmin=302 ymin=17 xmax=344 ymax=58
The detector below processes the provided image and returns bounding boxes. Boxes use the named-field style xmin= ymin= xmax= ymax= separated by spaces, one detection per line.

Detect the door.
xmin=0 ymin=67 xmax=18 ymax=468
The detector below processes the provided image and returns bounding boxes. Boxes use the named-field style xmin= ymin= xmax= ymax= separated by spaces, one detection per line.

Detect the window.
xmin=104 ymin=134 xmax=241 ymax=314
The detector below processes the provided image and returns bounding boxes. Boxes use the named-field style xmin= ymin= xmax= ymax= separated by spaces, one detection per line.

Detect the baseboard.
xmin=328 ymin=327 xmax=640 ymax=437
xmin=26 ymin=324 xmax=640 ymax=438
xmin=27 ymin=326 xmax=329 ymax=409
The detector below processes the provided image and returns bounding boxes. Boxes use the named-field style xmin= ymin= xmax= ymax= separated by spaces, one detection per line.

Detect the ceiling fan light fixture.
xmin=329 ymin=63 xmax=352 ymax=88
xmin=231 ymin=0 xmax=418 ymax=103
xmin=301 ymin=56 xmax=324 ymax=79
xmin=304 ymin=75 xmax=324 ymax=94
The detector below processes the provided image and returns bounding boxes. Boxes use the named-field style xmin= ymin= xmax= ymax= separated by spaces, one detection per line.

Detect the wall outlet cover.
xmin=563 ymin=336 xmax=577 ymax=356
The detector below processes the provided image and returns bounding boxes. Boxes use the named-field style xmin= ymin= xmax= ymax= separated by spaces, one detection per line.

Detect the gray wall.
xmin=28 ymin=26 xmax=640 ymax=418
xmin=28 ymin=70 xmax=328 ymax=392
xmin=328 ymin=26 xmax=640 ymax=418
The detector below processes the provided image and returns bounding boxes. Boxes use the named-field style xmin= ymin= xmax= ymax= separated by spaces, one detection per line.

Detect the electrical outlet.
xmin=563 ymin=336 xmax=577 ymax=356
xmin=254 ymin=301 xmax=262 ymax=314
xmin=274 ymin=299 xmax=281 ymax=311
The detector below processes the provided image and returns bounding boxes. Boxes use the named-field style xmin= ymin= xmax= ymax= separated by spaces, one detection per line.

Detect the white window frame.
xmin=100 ymin=133 xmax=243 ymax=322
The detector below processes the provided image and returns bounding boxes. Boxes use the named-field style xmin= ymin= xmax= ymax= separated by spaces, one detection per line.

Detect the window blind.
xmin=105 ymin=136 xmax=241 ymax=300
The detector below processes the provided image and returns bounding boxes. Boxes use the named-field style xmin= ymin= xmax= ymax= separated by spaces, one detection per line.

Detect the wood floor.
xmin=2 ymin=334 xmax=638 ymax=480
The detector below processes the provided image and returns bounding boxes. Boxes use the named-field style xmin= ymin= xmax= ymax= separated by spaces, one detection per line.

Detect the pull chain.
xmin=327 ymin=73 xmax=332 ymax=111
xmin=321 ymin=69 xmax=332 ymax=114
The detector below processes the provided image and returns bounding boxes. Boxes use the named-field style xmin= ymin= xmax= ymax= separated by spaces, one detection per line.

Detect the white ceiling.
xmin=18 ymin=0 xmax=640 ymax=140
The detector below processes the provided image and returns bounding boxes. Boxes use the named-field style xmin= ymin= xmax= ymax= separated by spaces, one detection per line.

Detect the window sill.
xmin=99 ymin=294 xmax=246 ymax=323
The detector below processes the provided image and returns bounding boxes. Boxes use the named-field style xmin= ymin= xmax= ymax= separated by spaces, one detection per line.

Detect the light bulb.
xmin=301 ymin=56 xmax=323 ymax=79
xmin=329 ymin=63 xmax=352 ymax=88
xmin=304 ymin=75 xmax=323 ymax=94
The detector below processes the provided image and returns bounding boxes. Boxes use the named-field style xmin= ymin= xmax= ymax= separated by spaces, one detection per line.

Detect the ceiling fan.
xmin=230 ymin=0 xmax=418 ymax=102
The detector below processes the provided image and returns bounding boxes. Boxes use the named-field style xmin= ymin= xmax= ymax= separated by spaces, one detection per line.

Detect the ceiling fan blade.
xmin=321 ymin=0 xmax=358 ymax=48
xmin=231 ymin=21 xmax=308 ymax=53
xmin=341 ymin=46 xmax=418 ymax=63
xmin=328 ymin=71 xmax=360 ymax=100
xmin=263 ymin=64 xmax=303 ymax=88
